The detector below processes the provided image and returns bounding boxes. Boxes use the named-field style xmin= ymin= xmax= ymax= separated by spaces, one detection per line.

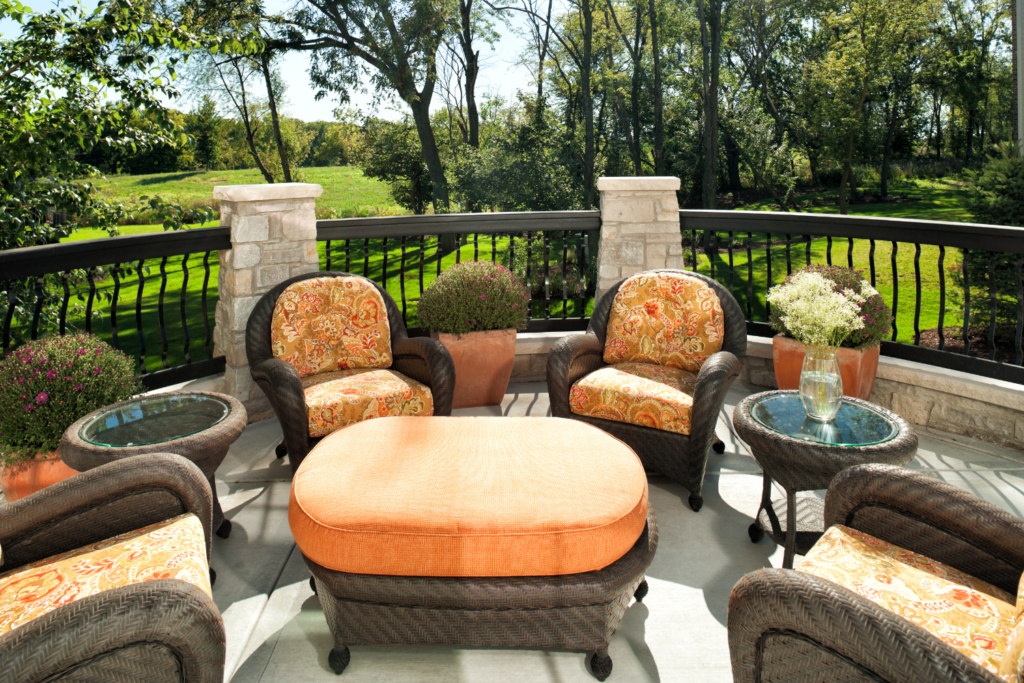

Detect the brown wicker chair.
xmin=0 ymin=453 xmax=224 ymax=683
xmin=546 ymin=269 xmax=747 ymax=512
xmin=728 ymin=463 xmax=1024 ymax=683
xmin=246 ymin=271 xmax=456 ymax=474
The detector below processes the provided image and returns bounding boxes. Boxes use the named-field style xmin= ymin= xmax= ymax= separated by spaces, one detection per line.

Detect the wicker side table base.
xmin=305 ymin=511 xmax=657 ymax=681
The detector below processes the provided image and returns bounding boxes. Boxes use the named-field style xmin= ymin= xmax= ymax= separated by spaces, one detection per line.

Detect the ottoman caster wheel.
xmin=633 ymin=579 xmax=649 ymax=603
xmin=328 ymin=646 xmax=350 ymax=675
xmin=749 ymin=522 xmax=765 ymax=543
xmin=209 ymin=567 xmax=216 ymax=586
xmin=688 ymin=493 xmax=703 ymax=512
xmin=215 ymin=519 xmax=232 ymax=539
xmin=310 ymin=576 xmax=318 ymax=595
xmin=276 ymin=443 xmax=287 ymax=459
xmin=590 ymin=651 xmax=613 ymax=681
xmin=712 ymin=439 xmax=726 ymax=454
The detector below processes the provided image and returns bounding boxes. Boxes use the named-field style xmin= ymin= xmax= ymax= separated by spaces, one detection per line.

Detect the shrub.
xmin=769 ymin=265 xmax=891 ymax=348
xmin=0 ymin=334 xmax=143 ymax=466
xmin=418 ymin=261 xmax=529 ymax=336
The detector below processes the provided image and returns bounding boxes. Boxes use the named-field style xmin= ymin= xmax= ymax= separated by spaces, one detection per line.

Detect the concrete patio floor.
xmin=208 ymin=380 xmax=1024 ymax=683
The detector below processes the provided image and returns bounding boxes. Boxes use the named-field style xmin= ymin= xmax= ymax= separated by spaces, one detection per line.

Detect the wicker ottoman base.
xmin=303 ymin=509 xmax=658 ymax=681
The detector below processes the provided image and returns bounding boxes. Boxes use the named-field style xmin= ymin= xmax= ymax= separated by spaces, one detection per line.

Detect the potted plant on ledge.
xmin=418 ymin=261 xmax=529 ymax=409
xmin=767 ymin=265 xmax=891 ymax=418
xmin=0 ymin=333 xmax=143 ymax=501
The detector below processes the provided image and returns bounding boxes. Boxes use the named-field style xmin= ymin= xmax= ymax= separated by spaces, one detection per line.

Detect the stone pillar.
xmin=212 ymin=183 xmax=323 ymax=408
xmin=595 ymin=176 xmax=683 ymax=299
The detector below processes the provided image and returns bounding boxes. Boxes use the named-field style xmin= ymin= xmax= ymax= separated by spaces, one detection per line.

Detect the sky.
xmin=2 ymin=1 xmax=538 ymax=123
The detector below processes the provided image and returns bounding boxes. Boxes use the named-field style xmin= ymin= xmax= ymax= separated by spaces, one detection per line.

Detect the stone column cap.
xmin=213 ymin=183 xmax=324 ymax=202
xmin=597 ymin=176 xmax=681 ymax=192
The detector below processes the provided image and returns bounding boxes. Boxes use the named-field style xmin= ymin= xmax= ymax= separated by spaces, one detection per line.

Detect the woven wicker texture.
xmin=290 ymin=417 xmax=648 ymax=577
xmin=547 ymin=269 xmax=746 ymax=512
xmin=304 ymin=509 xmax=656 ymax=677
xmin=728 ymin=464 xmax=1016 ymax=683
xmin=59 ymin=392 xmax=246 ymax=536
xmin=0 ymin=455 xmax=223 ymax=683
xmin=246 ymin=271 xmax=456 ymax=474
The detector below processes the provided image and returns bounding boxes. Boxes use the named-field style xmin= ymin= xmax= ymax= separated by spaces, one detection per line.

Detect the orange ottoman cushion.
xmin=289 ymin=416 xmax=649 ymax=577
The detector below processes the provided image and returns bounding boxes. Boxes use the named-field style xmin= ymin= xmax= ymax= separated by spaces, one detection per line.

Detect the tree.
xmin=189 ymin=95 xmax=222 ymax=170
xmin=360 ymin=118 xmax=434 ymax=214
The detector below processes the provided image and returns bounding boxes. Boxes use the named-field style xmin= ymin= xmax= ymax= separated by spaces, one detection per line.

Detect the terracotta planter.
xmin=772 ymin=335 xmax=881 ymax=400
xmin=431 ymin=329 xmax=517 ymax=409
xmin=0 ymin=451 xmax=78 ymax=502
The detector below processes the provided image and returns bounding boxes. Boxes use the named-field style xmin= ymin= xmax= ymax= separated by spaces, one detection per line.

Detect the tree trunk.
xmin=459 ymin=0 xmax=480 ymax=148
xmin=408 ymin=97 xmax=450 ymax=214
xmin=724 ymin=128 xmax=742 ymax=199
xmin=881 ymin=96 xmax=899 ymax=198
xmin=699 ymin=0 xmax=721 ymax=209
xmin=838 ymin=133 xmax=855 ymax=215
xmin=245 ymin=129 xmax=275 ymax=184
xmin=965 ymin=107 xmax=975 ymax=161
xmin=260 ymin=53 xmax=292 ymax=183
xmin=648 ymin=0 xmax=665 ymax=175
xmin=582 ymin=0 xmax=596 ymax=207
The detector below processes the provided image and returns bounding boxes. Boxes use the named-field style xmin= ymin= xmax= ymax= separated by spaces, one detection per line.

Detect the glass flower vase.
xmin=799 ymin=346 xmax=844 ymax=422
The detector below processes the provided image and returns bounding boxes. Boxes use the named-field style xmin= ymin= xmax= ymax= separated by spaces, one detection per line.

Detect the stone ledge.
xmin=213 ymin=183 xmax=324 ymax=202
xmin=515 ymin=330 xmax=583 ymax=356
xmin=597 ymin=176 xmax=681 ymax=192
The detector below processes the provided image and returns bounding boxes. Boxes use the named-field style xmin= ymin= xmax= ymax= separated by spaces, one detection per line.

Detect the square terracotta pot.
xmin=431 ymin=329 xmax=517 ymax=409
xmin=772 ymin=335 xmax=881 ymax=400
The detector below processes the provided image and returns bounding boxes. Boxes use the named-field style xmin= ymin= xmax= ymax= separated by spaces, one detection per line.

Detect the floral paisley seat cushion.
xmin=303 ymin=369 xmax=434 ymax=438
xmin=271 ymin=276 xmax=392 ymax=378
xmin=798 ymin=525 xmax=1021 ymax=680
xmin=569 ymin=362 xmax=698 ymax=435
xmin=0 ymin=513 xmax=210 ymax=636
xmin=604 ymin=271 xmax=725 ymax=373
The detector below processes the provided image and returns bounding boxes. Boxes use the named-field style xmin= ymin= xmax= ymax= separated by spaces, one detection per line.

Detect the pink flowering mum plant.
xmin=0 ymin=333 xmax=143 ymax=467
xmin=418 ymin=261 xmax=529 ymax=336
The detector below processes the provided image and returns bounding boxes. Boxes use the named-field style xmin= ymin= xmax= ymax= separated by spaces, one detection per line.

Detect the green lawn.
xmin=38 ymin=171 xmax=978 ymax=373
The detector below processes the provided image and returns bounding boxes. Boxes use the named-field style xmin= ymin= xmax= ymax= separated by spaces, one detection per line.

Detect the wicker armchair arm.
xmin=825 ymin=464 xmax=1024 ymax=594
xmin=546 ymin=333 xmax=605 ymax=418
xmin=729 ymin=568 xmax=999 ymax=683
xmin=0 ymin=454 xmax=213 ymax=571
xmin=391 ymin=336 xmax=455 ymax=416
xmin=250 ymin=356 xmax=310 ymax=454
xmin=689 ymin=350 xmax=742 ymax=449
xmin=0 ymin=580 xmax=224 ymax=683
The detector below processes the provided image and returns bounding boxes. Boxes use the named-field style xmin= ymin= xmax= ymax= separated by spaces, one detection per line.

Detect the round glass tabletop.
xmin=79 ymin=393 xmax=230 ymax=447
xmin=750 ymin=393 xmax=899 ymax=447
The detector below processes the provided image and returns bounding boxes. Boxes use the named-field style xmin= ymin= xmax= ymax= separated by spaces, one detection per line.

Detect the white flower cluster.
xmin=767 ymin=272 xmax=866 ymax=348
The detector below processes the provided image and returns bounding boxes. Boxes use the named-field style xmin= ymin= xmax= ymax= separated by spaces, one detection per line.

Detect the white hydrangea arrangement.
xmin=766 ymin=271 xmax=872 ymax=349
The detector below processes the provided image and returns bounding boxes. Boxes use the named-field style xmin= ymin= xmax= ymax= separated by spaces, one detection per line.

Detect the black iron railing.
xmin=681 ymin=210 xmax=1024 ymax=384
xmin=0 ymin=228 xmax=230 ymax=389
xmin=316 ymin=211 xmax=602 ymax=333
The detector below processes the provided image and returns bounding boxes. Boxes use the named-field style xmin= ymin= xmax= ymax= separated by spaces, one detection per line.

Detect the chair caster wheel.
xmin=209 ymin=567 xmax=217 ymax=586
xmin=276 ymin=443 xmax=287 ymax=459
xmin=310 ymin=576 xmax=318 ymax=594
xmin=591 ymin=651 xmax=613 ymax=681
xmin=215 ymin=519 xmax=232 ymax=539
xmin=328 ymin=646 xmax=350 ymax=675
xmin=633 ymin=579 xmax=649 ymax=603
xmin=688 ymin=494 xmax=703 ymax=512
xmin=749 ymin=523 xmax=765 ymax=543
xmin=712 ymin=439 xmax=726 ymax=454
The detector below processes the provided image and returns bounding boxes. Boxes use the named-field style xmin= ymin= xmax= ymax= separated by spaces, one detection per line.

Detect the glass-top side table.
xmin=60 ymin=391 xmax=247 ymax=540
xmin=80 ymin=393 xmax=230 ymax=447
xmin=733 ymin=390 xmax=918 ymax=568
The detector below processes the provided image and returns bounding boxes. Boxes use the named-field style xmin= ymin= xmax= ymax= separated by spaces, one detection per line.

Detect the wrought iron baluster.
xmin=30 ymin=277 xmax=44 ymax=340
xmin=135 ymin=260 xmax=147 ymax=374
xmin=963 ymin=248 xmax=972 ymax=355
xmin=456 ymin=234 xmax=461 ymax=264
xmin=913 ymin=244 xmax=922 ymax=345
xmin=509 ymin=234 xmax=516 ymax=276
xmin=543 ymin=231 xmax=551 ymax=319
xmin=938 ymin=246 xmax=946 ymax=351
xmin=689 ymin=231 xmax=697 ymax=272
xmin=1016 ymin=255 xmax=1023 ymax=365
xmin=418 ymin=236 xmax=426 ymax=306
xmin=399 ymin=236 xmax=408 ymax=324
xmin=709 ymin=232 xmax=717 ymax=280
xmin=381 ymin=237 xmax=389 ymax=289
xmin=59 ymin=272 xmax=70 ymax=335
xmin=491 ymin=234 xmax=497 ymax=263
xmin=847 ymin=238 xmax=854 ymax=268
xmin=827 ymin=236 xmax=833 ymax=265
xmin=85 ymin=268 xmax=96 ymax=333
xmin=988 ymin=252 xmax=998 ymax=361
xmin=111 ymin=264 xmax=122 ymax=350
xmin=1 ymin=282 xmax=15 ymax=355
xmin=526 ymin=233 xmax=534 ymax=321
xmin=727 ymin=232 xmax=735 ymax=297
xmin=345 ymin=240 xmax=351 ymax=273
xmin=765 ymin=234 xmax=773 ymax=318
xmin=561 ymin=230 xmax=569 ymax=320
xmin=890 ymin=242 xmax=898 ymax=342
xmin=363 ymin=238 xmax=370 ymax=278
xmin=158 ymin=256 xmax=169 ymax=369
xmin=473 ymin=233 xmax=479 ymax=261
xmin=202 ymin=252 xmax=213 ymax=359
xmin=869 ymin=240 xmax=877 ymax=288
xmin=804 ymin=234 xmax=811 ymax=266
xmin=180 ymin=254 xmax=191 ymax=364
xmin=581 ymin=230 xmax=590 ymax=318
xmin=784 ymin=234 xmax=792 ymax=276
xmin=326 ymin=240 xmax=332 ymax=271
xmin=436 ymin=236 xmax=442 ymax=277
xmin=745 ymin=233 xmax=753 ymax=320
